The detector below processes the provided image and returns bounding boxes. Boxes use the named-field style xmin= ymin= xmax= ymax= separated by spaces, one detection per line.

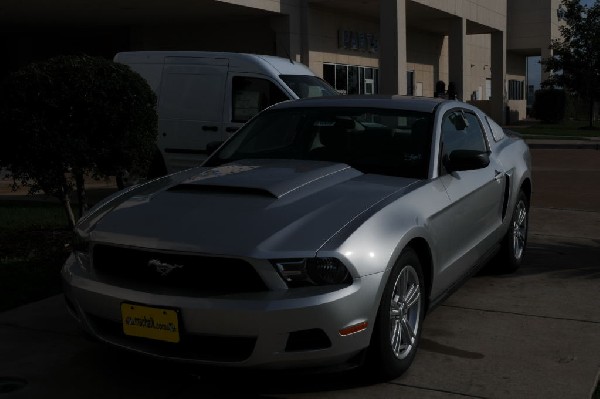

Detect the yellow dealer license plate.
xmin=121 ymin=303 xmax=180 ymax=343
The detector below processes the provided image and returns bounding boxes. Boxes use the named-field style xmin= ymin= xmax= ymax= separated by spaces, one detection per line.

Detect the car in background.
xmin=62 ymin=96 xmax=531 ymax=379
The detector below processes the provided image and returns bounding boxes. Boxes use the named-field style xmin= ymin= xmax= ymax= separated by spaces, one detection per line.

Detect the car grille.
xmin=92 ymin=244 xmax=268 ymax=296
xmin=87 ymin=314 xmax=256 ymax=362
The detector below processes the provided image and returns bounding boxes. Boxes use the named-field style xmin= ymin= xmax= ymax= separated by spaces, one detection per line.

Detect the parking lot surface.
xmin=0 ymin=148 xmax=599 ymax=398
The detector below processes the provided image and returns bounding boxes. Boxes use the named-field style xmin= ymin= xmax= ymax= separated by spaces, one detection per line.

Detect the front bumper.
xmin=62 ymin=254 xmax=384 ymax=369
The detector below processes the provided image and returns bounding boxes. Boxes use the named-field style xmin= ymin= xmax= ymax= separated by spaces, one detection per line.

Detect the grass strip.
xmin=509 ymin=121 xmax=600 ymax=138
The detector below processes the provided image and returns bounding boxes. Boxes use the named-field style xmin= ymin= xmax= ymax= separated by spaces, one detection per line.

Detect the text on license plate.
xmin=121 ymin=303 xmax=180 ymax=343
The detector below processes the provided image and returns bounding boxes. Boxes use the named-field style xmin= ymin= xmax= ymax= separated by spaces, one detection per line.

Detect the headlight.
xmin=273 ymin=258 xmax=352 ymax=287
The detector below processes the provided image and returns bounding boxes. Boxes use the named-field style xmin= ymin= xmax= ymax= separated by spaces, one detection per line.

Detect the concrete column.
xmin=540 ymin=45 xmax=553 ymax=85
xmin=271 ymin=2 xmax=305 ymax=63
xmin=379 ymin=0 xmax=407 ymax=95
xmin=491 ymin=30 xmax=506 ymax=124
xmin=271 ymin=16 xmax=291 ymax=58
xmin=448 ymin=17 xmax=469 ymax=101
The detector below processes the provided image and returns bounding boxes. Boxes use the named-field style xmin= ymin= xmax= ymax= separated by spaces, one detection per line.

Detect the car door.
xmin=158 ymin=57 xmax=228 ymax=172
xmin=437 ymin=108 xmax=506 ymax=283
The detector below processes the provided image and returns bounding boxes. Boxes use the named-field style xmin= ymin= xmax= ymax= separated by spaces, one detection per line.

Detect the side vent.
xmin=501 ymin=175 xmax=510 ymax=220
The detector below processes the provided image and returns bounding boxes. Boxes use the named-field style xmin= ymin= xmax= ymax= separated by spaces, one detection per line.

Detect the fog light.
xmin=339 ymin=321 xmax=368 ymax=336
xmin=285 ymin=329 xmax=331 ymax=352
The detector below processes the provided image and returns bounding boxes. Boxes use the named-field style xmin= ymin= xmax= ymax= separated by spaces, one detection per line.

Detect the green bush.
xmin=0 ymin=55 xmax=157 ymax=227
xmin=533 ymin=89 xmax=567 ymax=123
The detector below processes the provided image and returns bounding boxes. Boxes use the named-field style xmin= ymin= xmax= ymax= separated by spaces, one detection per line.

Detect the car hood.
xmin=89 ymin=159 xmax=419 ymax=258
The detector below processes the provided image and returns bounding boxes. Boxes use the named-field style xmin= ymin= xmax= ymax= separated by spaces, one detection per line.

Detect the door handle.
xmin=202 ymin=125 xmax=219 ymax=132
xmin=494 ymin=170 xmax=505 ymax=182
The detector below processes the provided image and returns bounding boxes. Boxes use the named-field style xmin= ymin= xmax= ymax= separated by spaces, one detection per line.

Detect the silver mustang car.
xmin=62 ymin=96 xmax=531 ymax=379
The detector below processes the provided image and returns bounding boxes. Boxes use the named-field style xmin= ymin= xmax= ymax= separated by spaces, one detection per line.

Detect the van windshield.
xmin=280 ymin=75 xmax=338 ymax=98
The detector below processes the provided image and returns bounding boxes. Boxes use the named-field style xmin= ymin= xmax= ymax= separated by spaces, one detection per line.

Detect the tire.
xmin=498 ymin=190 xmax=529 ymax=273
xmin=366 ymin=248 xmax=425 ymax=380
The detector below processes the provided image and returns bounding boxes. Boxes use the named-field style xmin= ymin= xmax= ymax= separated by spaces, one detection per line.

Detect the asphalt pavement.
xmin=0 ymin=146 xmax=599 ymax=398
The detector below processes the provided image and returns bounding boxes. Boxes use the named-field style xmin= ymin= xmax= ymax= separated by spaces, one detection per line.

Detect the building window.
xmin=323 ymin=63 xmax=379 ymax=95
xmin=508 ymin=79 xmax=525 ymax=100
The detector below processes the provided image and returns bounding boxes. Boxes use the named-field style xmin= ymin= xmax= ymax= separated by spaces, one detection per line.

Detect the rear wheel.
xmin=367 ymin=248 xmax=425 ymax=380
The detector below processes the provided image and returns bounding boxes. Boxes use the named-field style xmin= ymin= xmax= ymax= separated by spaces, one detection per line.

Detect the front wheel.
xmin=366 ymin=248 xmax=425 ymax=380
xmin=498 ymin=190 xmax=529 ymax=273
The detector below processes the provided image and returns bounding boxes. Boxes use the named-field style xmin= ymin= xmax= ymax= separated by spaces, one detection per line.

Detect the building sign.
xmin=339 ymin=30 xmax=378 ymax=53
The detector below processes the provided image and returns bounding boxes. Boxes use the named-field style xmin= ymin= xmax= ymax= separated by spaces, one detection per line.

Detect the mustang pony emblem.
xmin=147 ymin=259 xmax=183 ymax=276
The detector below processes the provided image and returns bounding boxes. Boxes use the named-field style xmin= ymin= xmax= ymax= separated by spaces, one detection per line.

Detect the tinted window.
xmin=232 ymin=77 xmax=289 ymax=123
xmin=442 ymin=110 xmax=487 ymax=155
xmin=208 ymin=107 xmax=434 ymax=179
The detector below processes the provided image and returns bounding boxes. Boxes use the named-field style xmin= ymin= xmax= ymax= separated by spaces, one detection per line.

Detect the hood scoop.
xmin=168 ymin=159 xmax=362 ymax=199
xmin=168 ymin=184 xmax=277 ymax=198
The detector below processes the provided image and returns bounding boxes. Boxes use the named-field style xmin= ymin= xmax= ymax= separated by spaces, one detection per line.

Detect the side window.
xmin=232 ymin=77 xmax=288 ymax=123
xmin=441 ymin=110 xmax=488 ymax=156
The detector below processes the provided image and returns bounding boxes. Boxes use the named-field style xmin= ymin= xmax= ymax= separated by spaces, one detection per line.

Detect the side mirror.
xmin=443 ymin=150 xmax=490 ymax=172
xmin=206 ymin=141 xmax=224 ymax=155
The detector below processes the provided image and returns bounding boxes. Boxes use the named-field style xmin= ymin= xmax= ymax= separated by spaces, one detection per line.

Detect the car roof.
xmin=270 ymin=95 xmax=459 ymax=113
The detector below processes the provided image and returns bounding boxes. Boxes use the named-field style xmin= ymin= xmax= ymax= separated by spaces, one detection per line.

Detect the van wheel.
xmin=147 ymin=149 xmax=167 ymax=179
xmin=366 ymin=248 xmax=425 ymax=380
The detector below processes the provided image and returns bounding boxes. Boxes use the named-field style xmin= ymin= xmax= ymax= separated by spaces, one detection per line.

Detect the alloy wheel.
xmin=389 ymin=265 xmax=422 ymax=360
xmin=512 ymin=199 xmax=527 ymax=261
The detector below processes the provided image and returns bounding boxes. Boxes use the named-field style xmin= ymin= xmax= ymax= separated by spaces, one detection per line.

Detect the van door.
xmin=222 ymin=74 xmax=291 ymax=138
xmin=158 ymin=57 xmax=228 ymax=172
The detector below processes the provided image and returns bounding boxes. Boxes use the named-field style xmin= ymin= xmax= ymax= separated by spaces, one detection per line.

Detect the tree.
xmin=542 ymin=0 xmax=600 ymax=128
xmin=0 ymin=55 xmax=157 ymax=227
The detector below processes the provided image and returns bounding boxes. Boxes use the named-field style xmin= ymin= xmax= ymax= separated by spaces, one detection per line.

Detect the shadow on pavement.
xmin=58 ymin=341 xmax=377 ymax=398
xmin=184 ymin=365 xmax=375 ymax=397
xmin=477 ymin=237 xmax=600 ymax=280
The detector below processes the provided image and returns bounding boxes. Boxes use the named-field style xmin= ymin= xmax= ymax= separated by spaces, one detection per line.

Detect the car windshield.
xmin=206 ymin=107 xmax=434 ymax=179
xmin=280 ymin=75 xmax=338 ymax=98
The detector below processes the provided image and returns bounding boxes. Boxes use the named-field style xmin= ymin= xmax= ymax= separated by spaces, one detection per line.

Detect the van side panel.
xmin=114 ymin=51 xmax=320 ymax=173
xmin=158 ymin=62 xmax=228 ymax=173
xmin=118 ymin=63 xmax=163 ymax=93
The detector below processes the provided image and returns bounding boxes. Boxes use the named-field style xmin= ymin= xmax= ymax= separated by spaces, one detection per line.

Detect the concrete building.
xmin=0 ymin=0 xmax=562 ymax=124
xmin=507 ymin=0 xmax=562 ymax=117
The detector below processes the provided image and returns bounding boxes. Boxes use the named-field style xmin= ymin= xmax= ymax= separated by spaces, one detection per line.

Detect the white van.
xmin=114 ymin=51 xmax=337 ymax=174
